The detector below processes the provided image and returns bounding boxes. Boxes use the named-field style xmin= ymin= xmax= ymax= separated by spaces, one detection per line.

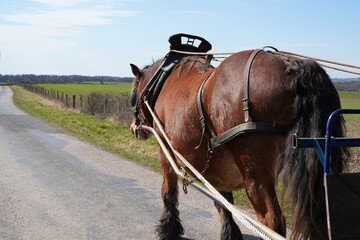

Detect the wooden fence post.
xmin=66 ymin=94 xmax=69 ymax=107
xmin=104 ymin=97 xmax=108 ymax=116
xmin=72 ymin=95 xmax=76 ymax=108
xmin=80 ymin=95 xmax=83 ymax=109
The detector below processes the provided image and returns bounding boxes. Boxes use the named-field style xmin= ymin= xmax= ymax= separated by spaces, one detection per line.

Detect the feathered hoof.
xmin=156 ymin=210 xmax=184 ymax=240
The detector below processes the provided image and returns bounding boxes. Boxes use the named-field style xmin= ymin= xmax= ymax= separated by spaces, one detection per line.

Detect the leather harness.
xmin=196 ymin=49 xmax=288 ymax=152
xmin=131 ymin=34 xmax=288 ymax=152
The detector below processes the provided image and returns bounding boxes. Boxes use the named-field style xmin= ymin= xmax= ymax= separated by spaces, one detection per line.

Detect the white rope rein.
xmin=143 ymin=100 xmax=285 ymax=240
xmin=170 ymin=49 xmax=360 ymax=75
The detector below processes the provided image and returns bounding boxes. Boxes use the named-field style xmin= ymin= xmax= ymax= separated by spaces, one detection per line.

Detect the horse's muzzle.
xmin=130 ymin=121 xmax=150 ymax=140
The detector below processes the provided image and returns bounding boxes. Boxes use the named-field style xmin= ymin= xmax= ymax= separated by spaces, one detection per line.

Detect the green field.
xmin=338 ymin=91 xmax=360 ymax=132
xmin=35 ymin=84 xmax=360 ymax=107
xmin=339 ymin=91 xmax=360 ymax=109
xmin=35 ymin=83 xmax=132 ymax=96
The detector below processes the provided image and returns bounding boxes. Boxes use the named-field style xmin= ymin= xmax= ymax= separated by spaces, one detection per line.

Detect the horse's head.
xmin=129 ymin=63 xmax=152 ymax=140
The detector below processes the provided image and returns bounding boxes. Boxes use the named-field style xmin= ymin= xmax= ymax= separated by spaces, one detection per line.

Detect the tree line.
xmin=0 ymin=74 xmax=133 ymax=84
xmin=333 ymin=81 xmax=360 ymax=91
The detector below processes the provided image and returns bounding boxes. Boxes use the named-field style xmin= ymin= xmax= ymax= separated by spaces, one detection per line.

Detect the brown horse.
xmin=129 ymin=49 xmax=348 ymax=240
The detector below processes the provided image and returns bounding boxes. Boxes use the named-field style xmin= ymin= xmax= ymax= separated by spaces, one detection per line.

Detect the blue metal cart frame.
xmin=292 ymin=109 xmax=360 ymax=175
xmin=292 ymin=109 xmax=360 ymax=240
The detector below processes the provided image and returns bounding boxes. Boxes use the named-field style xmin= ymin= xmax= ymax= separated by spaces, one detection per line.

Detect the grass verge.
xmin=35 ymin=83 xmax=132 ymax=96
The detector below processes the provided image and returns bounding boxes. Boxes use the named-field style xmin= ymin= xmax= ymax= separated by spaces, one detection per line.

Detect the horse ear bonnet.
xmin=130 ymin=91 xmax=137 ymax=107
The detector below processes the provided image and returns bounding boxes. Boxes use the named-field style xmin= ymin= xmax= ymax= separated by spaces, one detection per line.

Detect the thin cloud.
xmin=2 ymin=1 xmax=136 ymax=38
xmin=0 ymin=24 xmax=74 ymax=50
xmin=4 ymin=9 xmax=136 ymax=29
xmin=0 ymin=0 xmax=136 ymax=57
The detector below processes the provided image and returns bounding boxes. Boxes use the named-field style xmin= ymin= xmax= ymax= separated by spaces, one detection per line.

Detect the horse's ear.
xmin=130 ymin=64 xmax=143 ymax=79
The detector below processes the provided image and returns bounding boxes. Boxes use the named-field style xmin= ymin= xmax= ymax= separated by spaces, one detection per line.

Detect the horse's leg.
xmin=233 ymin=138 xmax=286 ymax=237
xmin=245 ymin=179 xmax=285 ymax=236
xmin=214 ymin=191 xmax=243 ymax=240
xmin=156 ymin=147 xmax=184 ymax=240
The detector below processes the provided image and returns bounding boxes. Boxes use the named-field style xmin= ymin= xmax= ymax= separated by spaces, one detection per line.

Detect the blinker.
xmin=130 ymin=91 xmax=137 ymax=107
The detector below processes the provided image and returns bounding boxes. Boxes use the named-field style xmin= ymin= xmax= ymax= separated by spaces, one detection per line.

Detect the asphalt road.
xmin=0 ymin=86 xmax=257 ymax=240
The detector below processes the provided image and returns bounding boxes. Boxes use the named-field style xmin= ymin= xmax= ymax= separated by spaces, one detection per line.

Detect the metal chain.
xmin=182 ymin=172 xmax=193 ymax=194
xmin=200 ymin=149 xmax=213 ymax=176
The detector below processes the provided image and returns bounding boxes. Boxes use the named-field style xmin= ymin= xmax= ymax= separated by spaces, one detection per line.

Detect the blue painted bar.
xmin=294 ymin=137 xmax=360 ymax=149
xmin=324 ymin=109 xmax=360 ymax=175
xmin=293 ymin=137 xmax=330 ymax=172
xmin=292 ymin=109 xmax=360 ymax=176
xmin=314 ymin=139 xmax=327 ymax=171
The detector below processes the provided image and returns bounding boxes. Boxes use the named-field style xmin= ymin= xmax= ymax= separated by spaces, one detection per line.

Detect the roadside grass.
xmin=11 ymin=85 xmax=360 ymax=225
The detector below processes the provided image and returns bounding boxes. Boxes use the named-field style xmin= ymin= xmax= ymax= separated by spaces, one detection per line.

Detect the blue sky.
xmin=0 ymin=0 xmax=359 ymax=78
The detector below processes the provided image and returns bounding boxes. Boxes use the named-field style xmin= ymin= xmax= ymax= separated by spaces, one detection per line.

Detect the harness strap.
xmin=210 ymin=122 xmax=288 ymax=149
xmin=195 ymin=71 xmax=214 ymax=151
xmin=243 ymin=49 xmax=263 ymax=122
xmin=199 ymin=54 xmax=213 ymax=73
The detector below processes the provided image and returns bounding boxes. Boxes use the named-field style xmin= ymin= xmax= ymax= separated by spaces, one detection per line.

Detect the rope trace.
xmin=170 ymin=49 xmax=360 ymax=75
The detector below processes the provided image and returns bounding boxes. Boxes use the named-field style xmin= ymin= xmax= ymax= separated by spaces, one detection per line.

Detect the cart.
xmin=293 ymin=109 xmax=360 ymax=240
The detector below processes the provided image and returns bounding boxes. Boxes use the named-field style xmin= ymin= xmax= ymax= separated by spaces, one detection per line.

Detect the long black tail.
xmin=277 ymin=59 xmax=350 ymax=240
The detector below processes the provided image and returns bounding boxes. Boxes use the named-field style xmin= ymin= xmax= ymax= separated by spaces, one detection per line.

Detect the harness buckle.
xmin=242 ymin=98 xmax=250 ymax=110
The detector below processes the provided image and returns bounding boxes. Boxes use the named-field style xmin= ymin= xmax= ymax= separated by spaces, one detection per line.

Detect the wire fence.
xmin=23 ymin=84 xmax=133 ymax=126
